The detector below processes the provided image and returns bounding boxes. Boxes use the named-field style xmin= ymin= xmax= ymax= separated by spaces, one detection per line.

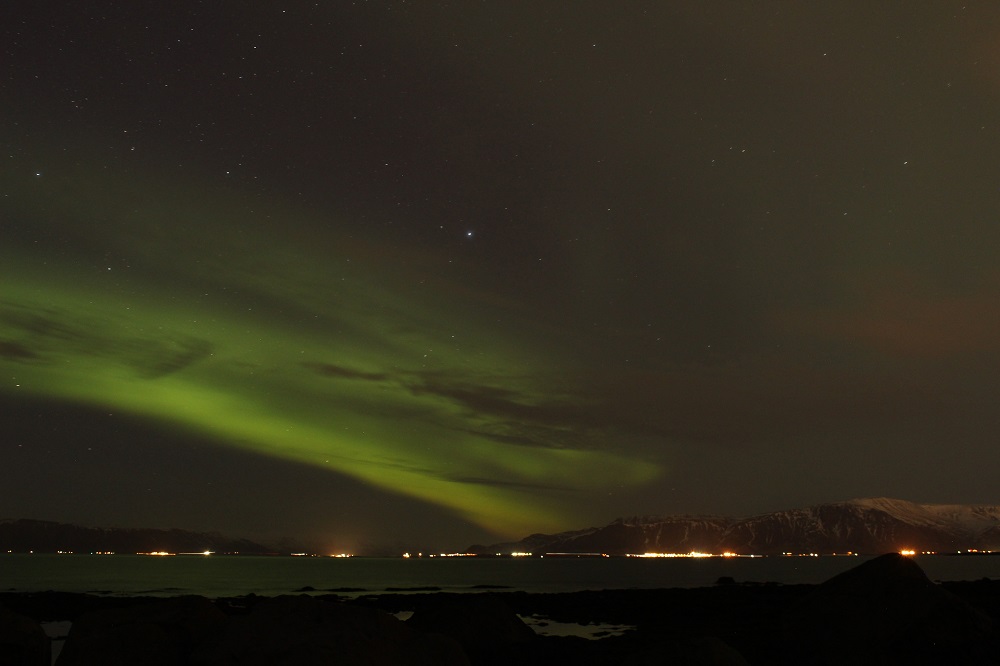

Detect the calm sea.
xmin=2 ymin=554 xmax=998 ymax=598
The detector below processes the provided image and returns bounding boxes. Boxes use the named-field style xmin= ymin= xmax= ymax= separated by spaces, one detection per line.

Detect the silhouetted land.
xmin=0 ymin=519 xmax=274 ymax=554
xmin=1 ymin=554 xmax=998 ymax=664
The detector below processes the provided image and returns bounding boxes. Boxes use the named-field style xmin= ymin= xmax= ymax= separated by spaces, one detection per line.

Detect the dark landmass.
xmin=0 ymin=519 xmax=273 ymax=554
xmin=470 ymin=497 xmax=1000 ymax=556
xmin=1 ymin=554 xmax=999 ymax=664
xmin=9 ymin=496 xmax=999 ymax=560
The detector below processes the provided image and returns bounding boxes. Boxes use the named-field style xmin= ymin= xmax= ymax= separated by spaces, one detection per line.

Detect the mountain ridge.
xmin=0 ymin=518 xmax=275 ymax=554
xmin=469 ymin=498 xmax=1000 ymax=556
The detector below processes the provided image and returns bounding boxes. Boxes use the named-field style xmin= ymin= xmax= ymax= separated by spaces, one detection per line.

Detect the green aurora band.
xmin=1 ymin=165 xmax=661 ymax=537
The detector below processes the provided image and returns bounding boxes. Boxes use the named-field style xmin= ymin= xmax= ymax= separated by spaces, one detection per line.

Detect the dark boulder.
xmin=780 ymin=553 xmax=997 ymax=664
xmin=0 ymin=606 xmax=50 ymax=666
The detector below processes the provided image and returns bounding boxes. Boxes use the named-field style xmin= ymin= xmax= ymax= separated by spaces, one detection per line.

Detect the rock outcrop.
xmin=57 ymin=595 xmax=225 ymax=665
xmin=0 ymin=606 xmax=50 ymax=666
xmin=192 ymin=595 xmax=467 ymax=666
xmin=2 ymin=555 xmax=997 ymax=665
xmin=406 ymin=594 xmax=534 ymax=663
xmin=779 ymin=553 xmax=996 ymax=664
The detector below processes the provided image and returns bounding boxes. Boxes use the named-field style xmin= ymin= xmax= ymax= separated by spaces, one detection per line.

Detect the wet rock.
xmin=641 ymin=636 xmax=750 ymax=666
xmin=192 ymin=594 xmax=467 ymax=666
xmin=56 ymin=595 xmax=225 ymax=665
xmin=0 ymin=606 xmax=50 ymax=666
xmin=406 ymin=594 xmax=536 ymax=652
xmin=405 ymin=594 xmax=536 ymax=665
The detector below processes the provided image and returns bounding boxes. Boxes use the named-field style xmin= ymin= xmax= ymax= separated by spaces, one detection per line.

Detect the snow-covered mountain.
xmin=469 ymin=498 xmax=1000 ymax=556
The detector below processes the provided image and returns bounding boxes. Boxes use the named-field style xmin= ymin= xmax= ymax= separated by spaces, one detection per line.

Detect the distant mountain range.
xmin=0 ymin=519 xmax=274 ymax=554
xmin=469 ymin=498 xmax=1000 ymax=556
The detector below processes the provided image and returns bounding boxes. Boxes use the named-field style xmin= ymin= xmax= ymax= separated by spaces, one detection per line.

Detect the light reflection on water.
xmin=0 ymin=553 xmax=996 ymax=598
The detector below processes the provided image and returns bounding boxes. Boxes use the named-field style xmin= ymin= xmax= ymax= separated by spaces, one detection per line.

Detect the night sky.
xmin=4 ymin=3 xmax=1000 ymax=553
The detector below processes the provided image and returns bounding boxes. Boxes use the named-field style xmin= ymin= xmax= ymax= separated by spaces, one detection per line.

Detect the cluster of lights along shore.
xmin=8 ymin=549 xmax=997 ymax=557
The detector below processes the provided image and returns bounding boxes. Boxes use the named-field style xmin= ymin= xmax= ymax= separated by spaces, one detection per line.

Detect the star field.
xmin=3 ymin=2 xmax=1000 ymax=552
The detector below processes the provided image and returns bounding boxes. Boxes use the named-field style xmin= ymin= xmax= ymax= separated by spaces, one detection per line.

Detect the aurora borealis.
xmin=3 ymin=161 xmax=660 ymax=544
xmin=4 ymin=3 xmax=1000 ymax=551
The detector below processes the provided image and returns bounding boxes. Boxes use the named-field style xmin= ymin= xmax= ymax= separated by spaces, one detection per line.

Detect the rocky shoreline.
xmin=1 ymin=553 xmax=999 ymax=664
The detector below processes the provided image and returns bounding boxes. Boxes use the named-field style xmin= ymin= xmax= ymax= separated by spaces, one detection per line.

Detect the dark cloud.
xmin=0 ymin=300 xmax=215 ymax=378
xmin=0 ymin=340 xmax=38 ymax=361
xmin=455 ymin=427 xmax=562 ymax=450
xmin=135 ymin=337 xmax=215 ymax=378
xmin=300 ymin=363 xmax=594 ymax=449
xmin=406 ymin=377 xmax=550 ymax=422
xmin=444 ymin=475 xmax=575 ymax=493
xmin=0 ymin=303 xmax=85 ymax=348
xmin=776 ymin=284 xmax=1000 ymax=359
xmin=302 ymin=362 xmax=391 ymax=382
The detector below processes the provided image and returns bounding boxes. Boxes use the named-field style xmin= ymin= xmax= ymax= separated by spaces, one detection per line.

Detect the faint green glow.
xmin=0 ymin=164 xmax=661 ymax=537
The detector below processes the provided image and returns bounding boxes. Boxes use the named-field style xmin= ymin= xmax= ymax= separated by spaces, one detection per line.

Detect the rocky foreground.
xmin=1 ymin=554 xmax=999 ymax=665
